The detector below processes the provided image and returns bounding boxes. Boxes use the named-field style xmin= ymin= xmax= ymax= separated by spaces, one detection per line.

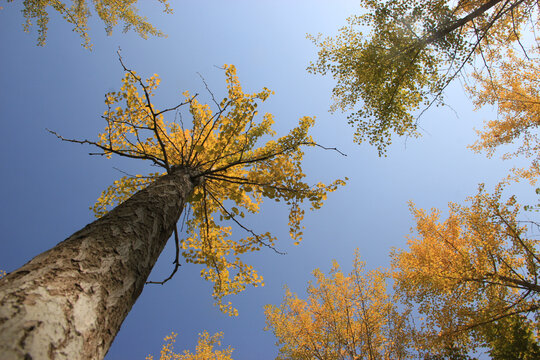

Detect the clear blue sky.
xmin=0 ymin=1 xmax=531 ymax=359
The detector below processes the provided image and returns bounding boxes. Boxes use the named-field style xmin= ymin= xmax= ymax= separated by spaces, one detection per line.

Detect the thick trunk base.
xmin=0 ymin=168 xmax=195 ymax=360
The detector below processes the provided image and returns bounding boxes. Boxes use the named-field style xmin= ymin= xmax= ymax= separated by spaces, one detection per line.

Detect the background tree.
xmin=391 ymin=183 xmax=540 ymax=355
xmin=2 ymin=0 xmax=172 ymax=48
xmin=265 ymin=186 xmax=540 ymax=359
xmin=146 ymin=331 xmax=234 ymax=360
xmin=308 ymin=0 xmax=539 ymax=154
xmin=482 ymin=315 xmax=540 ymax=360
xmin=0 ymin=58 xmax=344 ymax=359
xmin=265 ymin=251 xmax=411 ymax=360
xmin=469 ymin=47 xmax=540 ymax=183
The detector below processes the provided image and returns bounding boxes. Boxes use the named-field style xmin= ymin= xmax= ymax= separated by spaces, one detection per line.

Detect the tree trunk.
xmin=0 ymin=166 xmax=196 ymax=360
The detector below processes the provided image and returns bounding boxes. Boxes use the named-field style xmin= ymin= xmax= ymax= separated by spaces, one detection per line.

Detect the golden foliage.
xmin=3 ymin=0 xmax=172 ymax=48
xmin=469 ymin=48 xmax=540 ymax=183
xmin=265 ymin=195 xmax=539 ymax=358
xmin=392 ymin=184 xmax=540 ymax=352
xmin=65 ymin=61 xmax=345 ymax=315
xmin=146 ymin=331 xmax=234 ymax=360
xmin=265 ymin=251 xmax=411 ymax=360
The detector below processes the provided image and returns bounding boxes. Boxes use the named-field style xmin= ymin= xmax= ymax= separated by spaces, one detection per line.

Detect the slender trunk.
xmin=0 ymin=167 xmax=196 ymax=360
xmin=421 ymin=0 xmax=506 ymax=47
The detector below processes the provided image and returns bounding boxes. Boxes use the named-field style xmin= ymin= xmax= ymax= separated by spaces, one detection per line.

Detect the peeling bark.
xmin=0 ymin=167 xmax=196 ymax=360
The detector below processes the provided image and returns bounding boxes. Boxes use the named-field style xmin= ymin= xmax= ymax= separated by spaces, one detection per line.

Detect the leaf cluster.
xmin=3 ymin=0 xmax=172 ymax=48
xmin=469 ymin=47 xmax=540 ymax=183
xmin=482 ymin=315 xmax=540 ymax=360
xmin=146 ymin=331 xmax=234 ymax=360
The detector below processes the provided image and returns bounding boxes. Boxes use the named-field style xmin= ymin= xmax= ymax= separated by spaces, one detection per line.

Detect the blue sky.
xmin=0 ymin=1 xmax=532 ymax=359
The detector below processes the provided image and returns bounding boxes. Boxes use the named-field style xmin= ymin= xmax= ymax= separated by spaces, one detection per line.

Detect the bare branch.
xmin=117 ymin=50 xmax=171 ymax=171
xmin=46 ymin=129 xmax=167 ymax=167
xmin=146 ymin=226 xmax=182 ymax=285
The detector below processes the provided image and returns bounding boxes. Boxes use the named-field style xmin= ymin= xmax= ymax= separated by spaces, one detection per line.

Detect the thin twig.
xmin=206 ymin=187 xmax=286 ymax=255
xmin=146 ymin=226 xmax=182 ymax=285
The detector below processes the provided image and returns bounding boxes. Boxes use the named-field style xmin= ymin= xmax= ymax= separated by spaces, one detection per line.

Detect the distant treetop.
xmin=3 ymin=0 xmax=173 ymax=48
xmin=308 ymin=0 xmax=539 ymax=155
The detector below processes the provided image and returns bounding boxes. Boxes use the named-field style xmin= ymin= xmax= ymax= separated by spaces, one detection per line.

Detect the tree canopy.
xmin=308 ymin=0 xmax=539 ymax=154
xmin=469 ymin=47 xmax=540 ymax=183
xmin=391 ymin=184 xmax=540 ymax=355
xmin=265 ymin=251 xmax=411 ymax=360
xmin=2 ymin=0 xmax=172 ymax=48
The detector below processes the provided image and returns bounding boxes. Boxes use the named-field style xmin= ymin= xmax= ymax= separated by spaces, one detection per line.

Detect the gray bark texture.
xmin=0 ymin=167 xmax=196 ymax=360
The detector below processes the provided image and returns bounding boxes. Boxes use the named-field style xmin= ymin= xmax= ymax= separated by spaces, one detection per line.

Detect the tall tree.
xmin=308 ymin=0 xmax=538 ymax=154
xmin=0 ymin=59 xmax=344 ymax=359
xmin=265 ymin=251 xmax=412 ymax=360
xmin=391 ymin=183 xmax=540 ymax=354
xmin=2 ymin=0 xmax=172 ymax=48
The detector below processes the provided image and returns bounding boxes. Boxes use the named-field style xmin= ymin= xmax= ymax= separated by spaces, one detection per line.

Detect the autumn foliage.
xmin=3 ymin=0 xmax=172 ymax=48
xmin=146 ymin=331 xmax=234 ymax=360
xmin=265 ymin=184 xmax=540 ymax=358
xmin=52 ymin=58 xmax=345 ymax=315
xmin=265 ymin=251 xmax=411 ymax=360
xmin=4 ymin=1 xmax=540 ymax=359
xmin=392 ymin=184 xmax=540 ymax=353
xmin=469 ymin=48 xmax=540 ymax=183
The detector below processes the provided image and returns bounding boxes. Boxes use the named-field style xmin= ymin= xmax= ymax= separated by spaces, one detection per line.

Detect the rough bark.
xmin=0 ymin=166 xmax=197 ymax=360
